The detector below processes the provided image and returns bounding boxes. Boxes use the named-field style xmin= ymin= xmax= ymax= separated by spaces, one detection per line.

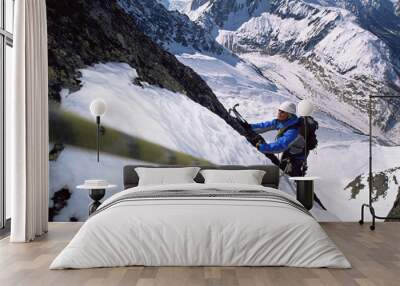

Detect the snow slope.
xmin=159 ymin=0 xmax=191 ymax=12
xmin=240 ymin=53 xmax=369 ymax=135
xmin=49 ymin=145 xmax=144 ymax=222
xmin=308 ymin=139 xmax=400 ymax=221
xmin=53 ymin=60 xmax=343 ymax=221
xmin=59 ymin=62 xmax=267 ymax=166
xmin=52 ymin=59 xmax=400 ymax=222
xmin=176 ymin=52 xmax=400 ymax=221
xmin=177 ymin=53 xmax=285 ymax=123
xmin=50 ymin=62 xmax=272 ymax=221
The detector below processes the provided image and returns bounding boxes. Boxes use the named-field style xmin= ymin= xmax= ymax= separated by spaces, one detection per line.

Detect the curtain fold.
xmin=9 ymin=0 xmax=49 ymax=242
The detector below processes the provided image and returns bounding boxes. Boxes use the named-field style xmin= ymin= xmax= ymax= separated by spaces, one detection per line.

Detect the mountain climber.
xmin=250 ymin=101 xmax=307 ymax=177
xmin=248 ymin=101 xmax=326 ymax=210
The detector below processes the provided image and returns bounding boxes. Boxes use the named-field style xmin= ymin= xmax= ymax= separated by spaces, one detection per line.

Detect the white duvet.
xmin=50 ymin=183 xmax=351 ymax=269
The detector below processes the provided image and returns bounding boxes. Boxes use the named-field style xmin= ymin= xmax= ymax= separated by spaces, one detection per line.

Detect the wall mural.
xmin=47 ymin=0 xmax=400 ymax=222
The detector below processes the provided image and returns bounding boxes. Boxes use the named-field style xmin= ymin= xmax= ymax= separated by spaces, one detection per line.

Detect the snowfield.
xmin=240 ymin=53 xmax=370 ymax=135
xmin=176 ymin=53 xmax=287 ymax=124
xmin=308 ymin=140 xmax=400 ymax=221
xmin=60 ymin=63 xmax=267 ymax=166
xmin=49 ymin=145 xmax=144 ymax=222
xmin=175 ymin=51 xmax=400 ymax=222
xmin=51 ymin=62 xmax=272 ymax=221
xmin=50 ymin=58 xmax=400 ymax=222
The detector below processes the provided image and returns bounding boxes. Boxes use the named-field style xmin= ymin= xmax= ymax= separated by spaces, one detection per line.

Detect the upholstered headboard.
xmin=123 ymin=165 xmax=280 ymax=189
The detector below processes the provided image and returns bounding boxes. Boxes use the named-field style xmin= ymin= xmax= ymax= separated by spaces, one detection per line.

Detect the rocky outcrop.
xmin=190 ymin=0 xmax=209 ymax=11
xmin=117 ymin=0 xmax=224 ymax=54
xmin=49 ymin=186 xmax=72 ymax=221
xmin=345 ymin=166 xmax=400 ymax=218
xmin=387 ymin=189 xmax=400 ymax=221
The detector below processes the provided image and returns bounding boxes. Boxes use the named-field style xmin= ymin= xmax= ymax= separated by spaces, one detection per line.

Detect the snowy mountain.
xmin=175 ymin=49 xmax=400 ymax=221
xmin=117 ymin=0 xmax=225 ymax=55
xmin=188 ymin=0 xmax=400 ymax=143
xmin=46 ymin=0 xmax=400 ymax=221
xmin=151 ymin=0 xmax=400 ymax=221
xmin=157 ymin=0 xmax=191 ymax=12
xmin=313 ymin=0 xmax=400 ymax=55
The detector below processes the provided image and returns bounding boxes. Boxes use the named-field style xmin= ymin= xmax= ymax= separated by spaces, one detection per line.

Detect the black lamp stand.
xmin=359 ymin=95 xmax=400 ymax=230
xmin=88 ymin=189 xmax=106 ymax=215
xmin=96 ymin=116 xmax=100 ymax=162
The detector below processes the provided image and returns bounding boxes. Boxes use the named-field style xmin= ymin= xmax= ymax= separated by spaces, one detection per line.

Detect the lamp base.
xmin=88 ymin=188 xmax=105 ymax=215
xmin=359 ymin=203 xmax=400 ymax=231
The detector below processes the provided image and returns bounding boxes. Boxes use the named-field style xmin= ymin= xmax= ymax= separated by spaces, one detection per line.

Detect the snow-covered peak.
xmin=189 ymin=0 xmax=271 ymax=30
xmin=157 ymin=0 xmax=192 ymax=13
xmin=117 ymin=0 xmax=224 ymax=55
xmin=393 ymin=0 xmax=400 ymax=15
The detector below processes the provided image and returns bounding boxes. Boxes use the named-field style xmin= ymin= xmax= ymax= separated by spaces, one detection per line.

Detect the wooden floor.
xmin=0 ymin=222 xmax=399 ymax=286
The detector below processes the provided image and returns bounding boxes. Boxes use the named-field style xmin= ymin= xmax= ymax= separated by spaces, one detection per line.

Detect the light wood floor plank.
xmin=0 ymin=222 xmax=399 ymax=286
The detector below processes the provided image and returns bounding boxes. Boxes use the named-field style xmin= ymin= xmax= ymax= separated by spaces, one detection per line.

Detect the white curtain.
xmin=9 ymin=0 xmax=49 ymax=242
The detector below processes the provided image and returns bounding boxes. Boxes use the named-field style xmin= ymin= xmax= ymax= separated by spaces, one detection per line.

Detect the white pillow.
xmin=200 ymin=169 xmax=266 ymax=185
xmin=135 ymin=167 xmax=200 ymax=186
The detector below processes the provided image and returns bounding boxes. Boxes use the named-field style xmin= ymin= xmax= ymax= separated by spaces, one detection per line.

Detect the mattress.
xmin=50 ymin=183 xmax=351 ymax=269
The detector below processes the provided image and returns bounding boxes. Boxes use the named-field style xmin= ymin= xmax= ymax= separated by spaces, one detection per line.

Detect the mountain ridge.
xmin=187 ymin=0 xmax=400 ymax=142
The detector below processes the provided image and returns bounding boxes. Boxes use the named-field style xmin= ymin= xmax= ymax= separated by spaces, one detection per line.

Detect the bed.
xmin=50 ymin=165 xmax=350 ymax=269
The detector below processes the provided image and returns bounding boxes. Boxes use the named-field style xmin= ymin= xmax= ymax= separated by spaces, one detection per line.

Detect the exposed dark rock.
xmin=345 ymin=170 xmax=394 ymax=202
xmin=387 ymin=187 xmax=400 ymax=221
xmin=49 ymin=143 xmax=65 ymax=161
xmin=345 ymin=166 xmax=400 ymax=219
xmin=344 ymin=174 xmax=365 ymax=200
xmin=49 ymin=186 xmax=72 ymax=221
xmin=191 ymin=0 xmax=209 ymax=11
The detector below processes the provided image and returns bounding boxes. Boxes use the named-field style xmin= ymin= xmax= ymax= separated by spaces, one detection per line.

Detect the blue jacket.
xmin=251 ymin=116 xmax=302 ymax=155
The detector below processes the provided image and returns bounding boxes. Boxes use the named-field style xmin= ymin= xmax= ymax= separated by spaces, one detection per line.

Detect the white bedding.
xmin=50 ymin=183 xmax=351 ymax=269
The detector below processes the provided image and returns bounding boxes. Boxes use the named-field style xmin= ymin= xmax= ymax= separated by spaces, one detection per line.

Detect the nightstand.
xmin=289 ymin=177 xmax=320 ymax=210
xmin=77 ymin=180 xmax=117 ymax=215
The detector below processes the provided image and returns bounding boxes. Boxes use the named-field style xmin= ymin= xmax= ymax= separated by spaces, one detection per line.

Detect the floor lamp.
xmin=359 ymin=95 xmax=400 ymax=230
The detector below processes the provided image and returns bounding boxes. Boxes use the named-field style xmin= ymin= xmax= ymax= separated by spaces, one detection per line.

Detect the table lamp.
xmin=90 ymin=99 xmax=107 ymax=162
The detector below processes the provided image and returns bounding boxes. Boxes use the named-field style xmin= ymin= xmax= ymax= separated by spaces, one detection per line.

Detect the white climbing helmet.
xmin=278 ymin=101 xmax=296 ymax=115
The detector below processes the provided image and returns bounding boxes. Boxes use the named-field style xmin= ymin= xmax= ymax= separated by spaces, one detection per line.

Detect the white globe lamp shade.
xmin=90 ymin=99 xmax=107 ymax=117
xmin=297 ymin=99 xmax=314 ymax=117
